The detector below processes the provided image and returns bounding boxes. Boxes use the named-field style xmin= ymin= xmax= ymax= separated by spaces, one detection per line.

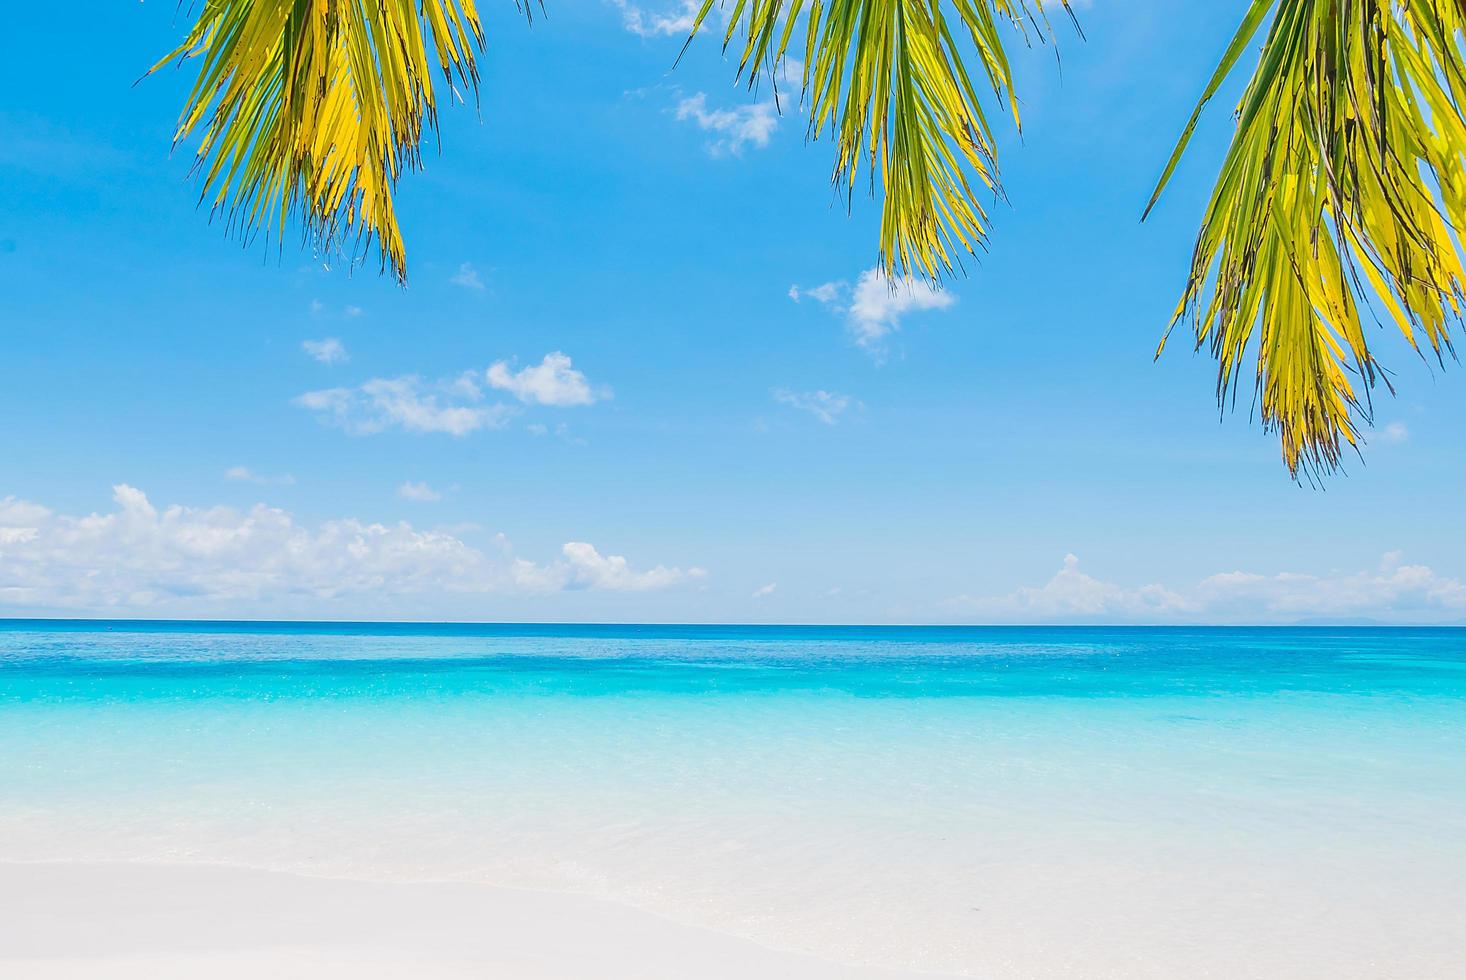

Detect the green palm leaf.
xmin=1148 ymin=0 xmax=1466 ymax=478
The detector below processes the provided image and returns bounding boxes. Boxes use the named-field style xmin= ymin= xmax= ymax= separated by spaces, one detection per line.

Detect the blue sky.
xmin=2 ymin=0 xmax=1465 ymax=623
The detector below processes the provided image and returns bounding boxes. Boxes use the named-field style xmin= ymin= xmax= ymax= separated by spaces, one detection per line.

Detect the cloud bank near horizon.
xmin=946 ymin=552 xmax=1466 ymax=625
xmin=0 ymin=486 xmax=705 ymax=615
xmin=1 ymin=488 xmax=1462 ymax=623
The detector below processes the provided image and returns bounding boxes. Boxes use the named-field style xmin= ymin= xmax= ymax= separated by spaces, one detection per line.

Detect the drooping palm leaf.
xmin=688 ymin=0 xmax=1072 ymax=280
xmin=150 ymin=0 xmax=492 ymax=283
xmin=1147 ymin=0 xmax=1466 ymax=478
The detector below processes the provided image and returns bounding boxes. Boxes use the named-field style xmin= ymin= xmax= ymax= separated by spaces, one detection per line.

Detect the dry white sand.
xmin=0 ymin=861 xmax=953 ymax=979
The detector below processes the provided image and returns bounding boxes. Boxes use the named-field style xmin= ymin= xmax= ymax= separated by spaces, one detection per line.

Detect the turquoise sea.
xmin=3 ymin=621 xmax=1465 ymax=976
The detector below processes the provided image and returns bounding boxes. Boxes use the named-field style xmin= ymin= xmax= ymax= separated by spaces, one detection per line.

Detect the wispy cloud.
xmin=297 ymin=355 xmax=606 ymax=435
xmin=674 ymin=93 xmax=778 ymax=156
xmin=790 ymin=268 xmax=956 ymax=357
xmin=946 ymin=552 xmax=1466 ymax=624
xmin=752 ymin=582 xmax=777 ymax=599
xmin=302 ymin=337 xmax=348 ymax=365
xmin=525 ymin=421 xmax=587 ymax=445
xmin=1378 ymin=421 xmax=1409 ymax=443
xmin=514 ymin=541 xmax=707 ymax=593
xmin=487 ymin=352 xmax=607 ymax=407
xmin=788 ymin=282 xmax=842 ymax=304
xmin=308 ymin=301 xmax=360 ymax=319
xmin=610 ymin=0 xmax=699 ymax=37
xmin=398 ymin=481 xmax=443 ymax=502
xmin=0 ymin=485 xmax=705 ymax=612
xmin=773 ymin=388 xmax=856 ymax=425
xmin=450 ymin=262 xmax=485 ymax=291
xmin=948 ymin=554 xmax=1190 ymax=621
xmin=296 ymin=376 xmax=514 ymax=436
xmin=224 ymin=466 xmax=296 ymax=487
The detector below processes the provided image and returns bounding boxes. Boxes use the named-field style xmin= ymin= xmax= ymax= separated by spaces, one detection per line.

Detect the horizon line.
xmin=0 ymin=617 xmax=1461 ymax=630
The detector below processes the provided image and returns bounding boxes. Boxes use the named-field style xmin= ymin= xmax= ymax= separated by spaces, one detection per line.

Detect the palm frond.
xmin=150 ymin=0 xmax=493 ymax=283
xmin=1147 ymin=0 xmax=1466 ymax=478
xmin=690 ymin=0 xmax=1070 ymax=280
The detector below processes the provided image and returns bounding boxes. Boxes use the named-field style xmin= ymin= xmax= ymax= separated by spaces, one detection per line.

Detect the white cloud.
xmin=397 ymin=481 xmax=443 ymax=502
xmin=847 ymin=268 xmax=955 ymax=353
xmin=297 ymin=357 xmax=601 ymax=437
xmin=511 ymin=541 xmax=707 ymax=593
xmin=752 ymin=582 xmax=777 ymax=599
xmin=486 ymin=352 xmax=605 ymax=407
xmin=675 ymin=93 xmax=778 ymax=156
xmin=773 ymin=388 xmax=856 ymax=425
xmin=224 ymin=466 xmax=295 ymax=487
xmin=302 ymin=337 xmax=348 ymax=365
xmin=950 ymin=554 xmax=1193 ymax=621
xmin=947 ymin=552 xmax=1466 ymax=624
xmin=1194 ymin=551 xmax=1466 ymax=620
xmin=0 ymin=486 xmax=704 ymax=613
xmin=450 ymin=262 xmax=485 ymax=291
xmin=296 ymin=376 xmax=516 ymax=436
xmin=611 ymin=0 xmax=699 ymax=37
xmin=1378 ymin=421 xmax=1409 ymax=443
xmin=790 ymin=269 xmax=955 ymax=356
xmin=789 ymin=281 xmax=843 ymax=305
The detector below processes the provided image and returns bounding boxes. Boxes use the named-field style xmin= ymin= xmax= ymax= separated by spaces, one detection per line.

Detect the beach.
xmin=5 ymin=851 xmax=1462 ymax=979
xmin=1 ymin=861 xmax=941 ymax=979
xmin=2 ymin=623 xmax=1464 ymax=977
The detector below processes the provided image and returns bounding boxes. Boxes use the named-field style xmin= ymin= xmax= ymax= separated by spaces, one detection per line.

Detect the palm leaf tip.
xmin=150 ymin=0 xmax=487 ymax=284
xmin=693 ymin=0 xmax=1068 ymax=283
xmin=1150 ymin=0 xmax=1466 ymax=479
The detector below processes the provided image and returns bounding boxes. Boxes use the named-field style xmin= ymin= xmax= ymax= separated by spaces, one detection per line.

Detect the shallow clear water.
xmin=2 ymin=622 xmax=1465 ymax=976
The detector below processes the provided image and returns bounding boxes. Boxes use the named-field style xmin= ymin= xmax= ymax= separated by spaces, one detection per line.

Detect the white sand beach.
xmin=0 ymin=861 xmax=949 ymax=980
xmin=7 ymin=853 xmax=1466 ymax=979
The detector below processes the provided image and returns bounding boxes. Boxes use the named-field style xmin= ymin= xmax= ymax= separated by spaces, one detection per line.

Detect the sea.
xmin=2 ymin=621 xmax=1463 ymax=977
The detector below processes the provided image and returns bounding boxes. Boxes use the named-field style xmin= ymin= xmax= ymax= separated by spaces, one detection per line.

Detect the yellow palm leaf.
xmin=688 ymin=0 xmax=1071 ymax=280
xmin=1148 ymin=0 xmax=1466 ymax=478
xmin=150 ymin=0 xmax=493 ymax=283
